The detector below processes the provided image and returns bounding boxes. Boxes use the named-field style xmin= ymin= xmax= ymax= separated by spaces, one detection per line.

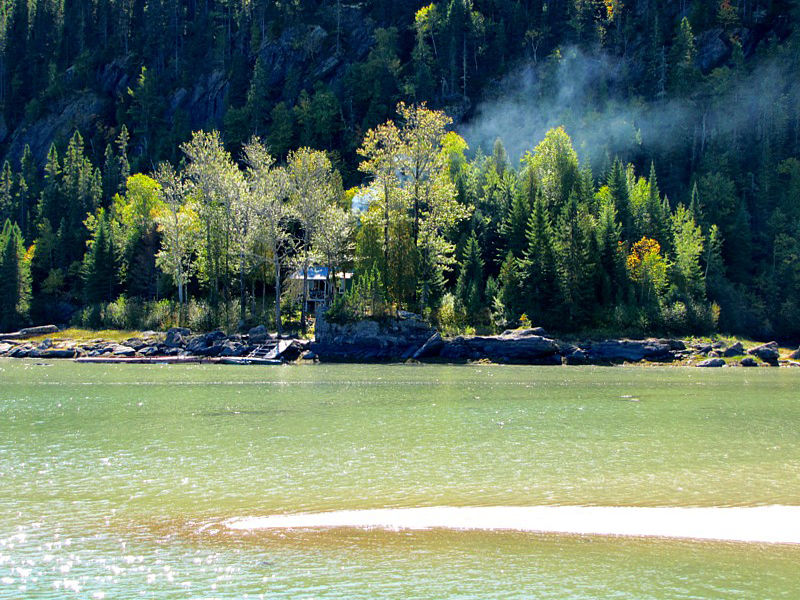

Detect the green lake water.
xmin=1 ymin=359 xmax=799 ymax=598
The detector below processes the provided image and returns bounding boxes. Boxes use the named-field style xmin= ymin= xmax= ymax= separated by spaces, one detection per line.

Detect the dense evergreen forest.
xmin=0 ymin=0 xmax=799 ymax=339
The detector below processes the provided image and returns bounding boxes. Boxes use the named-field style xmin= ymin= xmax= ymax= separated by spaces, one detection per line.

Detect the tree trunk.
xmin=274 ymin=254 xmax=282 ymax=335
xmin=301 ymin=245 xmax=310 ymax=334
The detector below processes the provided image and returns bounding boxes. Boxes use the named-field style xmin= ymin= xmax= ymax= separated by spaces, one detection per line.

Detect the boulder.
xmin=165 ymin=327 xmax=190 ymax=348
xmin=723 ymin=342 xmax=744 ymax=357
xmin=413 ymin=332 xmax=445 ymax=359
xmin=313 ymin=315 xmax=436 ymax=361
xmin=8 ymin=344 xmax=33 ymax=357
xmin=111 ymin=345 xmax=136 ymax=356
xmin=789 ymin=347 xmax=800 ymax=360
xmin=139 ymin=346 xmax=161 ymax=357
xmin=20 ymin=325 xmax=59 ymax=337
xmin=220 ymin=341 xmax=246 ymax=357
xmin=740 ymin=356 xmax=758 ymax=367
xmin=697 ymin=358 xmax=726 ymax=367
xmin=29 ymin=347 xmax=77 ymax=359
xmin=205 ymin=330 xmax=227 ymax=343
xmin=123 ymin=338 xmax=149 ymax=351
xmin=694 ymin=344 xmax=713 ymax=355
xmin=501 ymin=327 xmax=549 ymax=338
xmin=708 ymin=350 xmax=722 ymax=358
xmin=563 ymin=348 xmax=590 ymax=365
xmin=586 ymin=339 xmax=673 ymax=363
xmin=747 ymin=341 xmax=780 ymax=363
xmin=439 ymin=332 xmax=560 ymax=363
xmin=186 ymin=336 xmax=210 ymax=354
xmin=38 ymin=338 xmax=53 ymax=350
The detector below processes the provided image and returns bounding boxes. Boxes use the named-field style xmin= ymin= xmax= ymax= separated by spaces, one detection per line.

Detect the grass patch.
xmin=26 ymin=328 xmax=149 ymax=344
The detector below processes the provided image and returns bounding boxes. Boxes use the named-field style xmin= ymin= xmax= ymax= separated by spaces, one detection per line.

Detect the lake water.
xmin=1 ymin=360 xmax=799 ymax=598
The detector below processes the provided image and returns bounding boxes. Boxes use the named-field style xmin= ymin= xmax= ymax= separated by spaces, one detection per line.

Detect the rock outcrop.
xmin=747 ymin=341 xmax=780 ymax=364
xmin=312 ymin=314 xmax=435 ymax=360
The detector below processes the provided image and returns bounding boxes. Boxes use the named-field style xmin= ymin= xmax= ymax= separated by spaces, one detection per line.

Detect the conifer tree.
xmin=608 ymin=158 xmax=633 ymax=242
xmin=523 ymin=195 xmax=558 ymax=325
xmin=0 ymin=219 xmax=30 ymax=331
xmin=82 ymin=210 xmax=117 ymax=303
xmin=455 ymin=233 xmax=485 ymax=322
xmin=554 ymin=193 xmax=592 ymax=327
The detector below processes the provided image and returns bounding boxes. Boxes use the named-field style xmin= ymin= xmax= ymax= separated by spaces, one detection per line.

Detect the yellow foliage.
xmin=627 ymin=237 xmax=667 ymax=301
xmin=604 ymin=0 xmax=622 ymax=20
xmin=626 ymin=236 xmax=661 ymax=275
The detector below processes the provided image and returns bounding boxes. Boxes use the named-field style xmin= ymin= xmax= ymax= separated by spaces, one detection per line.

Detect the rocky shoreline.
xmin=2 ymin=318 xmax=799 ymax=367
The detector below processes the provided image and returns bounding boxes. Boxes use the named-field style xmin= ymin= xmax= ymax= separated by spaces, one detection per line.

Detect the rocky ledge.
xmin=1 ymin=321 xmax=798 ymax=367
xmin=0 ymin=325 xmax=309 ymax=363
xmin=310 ymin=315 xmax=799 ymax=368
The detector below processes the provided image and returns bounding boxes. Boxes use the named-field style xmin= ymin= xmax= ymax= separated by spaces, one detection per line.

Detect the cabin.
xmin=291 ymin=267 xmax=353 ymax=314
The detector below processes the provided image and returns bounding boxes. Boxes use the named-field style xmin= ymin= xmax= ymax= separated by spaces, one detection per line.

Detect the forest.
xmin=0 ymin=0 xmax=799 ymax=340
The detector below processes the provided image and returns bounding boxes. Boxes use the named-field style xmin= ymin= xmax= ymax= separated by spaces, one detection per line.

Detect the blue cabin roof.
xmin=291 ymin=267 xmax=353 ymax=281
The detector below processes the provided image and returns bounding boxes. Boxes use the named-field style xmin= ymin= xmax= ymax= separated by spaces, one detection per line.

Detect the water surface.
xmin=1 ymin=360 xmax=799 ymax=598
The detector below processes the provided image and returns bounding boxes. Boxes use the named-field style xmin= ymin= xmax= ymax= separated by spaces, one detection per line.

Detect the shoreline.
xmin=2 ymin=324 xmax=799 ymax=368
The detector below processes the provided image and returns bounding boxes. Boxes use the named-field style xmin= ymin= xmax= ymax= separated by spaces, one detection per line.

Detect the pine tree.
xmin=523 ymin=195 xmax=558 ymax=325
xmin=554 ymin=193 xmax=592 ymax=327
xmin=669 ymin=17 xmax=698 ymax=97
xmin=455 ymin=233 xmax=485 ymax=322
xmin=0 ymin=220 xmax=30 ymax=331
xmin=0 ymin=161 xmax=14 ymax=224
xmin=82 ymin=211 xmax=117 ymax=304
xmin=608 ymin=158 xmax=633 ymax=242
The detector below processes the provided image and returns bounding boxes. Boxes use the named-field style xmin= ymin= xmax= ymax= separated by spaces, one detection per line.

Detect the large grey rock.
xmin=789 ymin=347 xmax=800 ymax=360
xmin=563 ymin=348 xmax=590 ymax=365
xmin=139 ymin=346 xmax=161 ymax=357
xmin=695 ymin=28 xmax=729 ymax=72
xmin=439 ymin=332 xmax=560 ymax=363
xmin=586 ymin=339 xmax=673 ymax=363
xmin=111 ymin=345 xmax=136 ymax=356
xmin=697 ymin=358 xmax=726 ymax=367
xmin=501 ymin=327 xmax=549 ymax=338
xmin=723 ymin=342 xmax=744 ymax=357
xmin=205 ymin=330 xmax=227 ymax=343
xmin=186 ymin=336 xmax=210 ymax=354
xmin=413 ymin=333 xmax=444 ymax=359
xmin=165 ymin=327 xmax=190 ymax=348
xmin=740 ymin=356 xmax=758 ymax=367
xmin=8 ymin=344 xmax=33 ymax=357
xmin=313 ymin=315 xmax=436 ymax=361
xmin=747 ymin=341 xmax=780 ymax=363
xmin=220 ymin=341 xmax=246 ymax=357
xmin=5 ymin=92 xmax=106 ymax=164
xmin=29 ymin=347 xmax=77 ymax=359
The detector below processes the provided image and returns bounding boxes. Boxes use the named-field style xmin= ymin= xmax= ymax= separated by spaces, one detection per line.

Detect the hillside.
xmin=0 ymin=0 xmax=799 ymax=340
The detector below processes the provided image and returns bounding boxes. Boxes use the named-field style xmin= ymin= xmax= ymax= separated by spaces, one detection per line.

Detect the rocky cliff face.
xmin=1 ymin=5 xmax=376 ymax=166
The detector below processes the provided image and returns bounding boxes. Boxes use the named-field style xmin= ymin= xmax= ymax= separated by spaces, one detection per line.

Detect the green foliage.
xmin=0 ymin=219 xmax=31 ymax=331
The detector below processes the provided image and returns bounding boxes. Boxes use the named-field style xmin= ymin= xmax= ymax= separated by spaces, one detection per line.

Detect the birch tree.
xmin=313 ymin=205 xmax=355 ymax=304
xmin=154 ymin=163 xmax=198 ymax=323
xmin=286 ymin=147 xmax=335 ymax=332
xmin=243 ymin=139 xmax=292 ymax=334
xmin=181 ymin=130 xmax=237 ymax=313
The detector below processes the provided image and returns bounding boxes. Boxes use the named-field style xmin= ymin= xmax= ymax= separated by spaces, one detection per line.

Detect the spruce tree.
xmin=455 ymin=233 xmax=485 ymax=322
xmin=523 ymin=195 xmax=558 ymax=325
xmin=82 ymin=212 xmax=117 ymax=303
xmin=554 ymin=193 xmax=592 ymax=328
xmin=0 ymin=220 xmax=30 ymax=331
